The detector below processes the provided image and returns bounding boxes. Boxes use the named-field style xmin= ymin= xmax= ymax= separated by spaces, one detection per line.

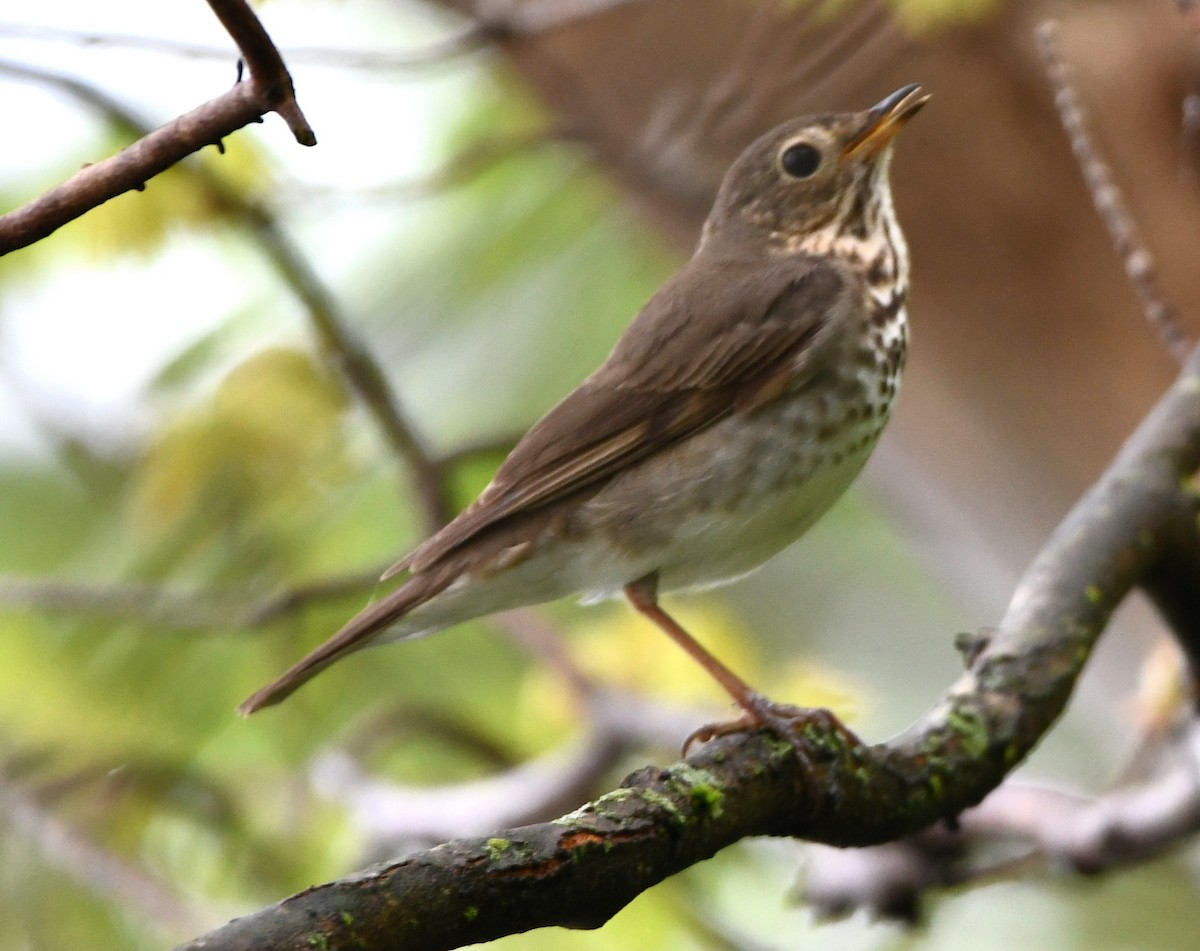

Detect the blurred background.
xmin=3 ymin=0 xmax=1200 ymax=947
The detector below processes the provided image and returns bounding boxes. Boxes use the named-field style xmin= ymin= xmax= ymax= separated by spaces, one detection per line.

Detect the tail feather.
xmin=237 ymin=570 xmax=451 ymax=715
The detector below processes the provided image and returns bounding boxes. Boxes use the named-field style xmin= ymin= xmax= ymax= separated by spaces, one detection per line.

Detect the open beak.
xmin=841 ymin=84 xmax=930 ymax=162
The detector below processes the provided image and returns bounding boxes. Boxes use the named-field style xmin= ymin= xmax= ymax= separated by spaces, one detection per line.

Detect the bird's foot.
xmin=683 ymin=693 xmax=863 ymax=774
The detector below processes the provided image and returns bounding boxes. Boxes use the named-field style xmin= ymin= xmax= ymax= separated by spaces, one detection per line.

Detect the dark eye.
xmin=780 ymin=142 xmax=821 ymax=178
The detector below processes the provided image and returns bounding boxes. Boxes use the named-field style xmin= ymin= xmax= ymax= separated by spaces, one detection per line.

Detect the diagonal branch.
xmin=205 ymin=0 xmax=314 ymax=142
xmin=0 ymin=0 xmax=314 ymax=255
xmin=1035 ymin=21 xmax=1192 ymax=365
xmin=0 ymin=568 xmax=386 ymax=630
xmin=176 ymin=336 xmax=1200 ymax=950
xmin=0 ymin=20 xmax=489 ymax=71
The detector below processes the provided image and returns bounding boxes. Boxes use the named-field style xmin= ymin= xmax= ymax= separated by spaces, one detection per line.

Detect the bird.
xmin=239 ymin=84 xmax=928 ymax=755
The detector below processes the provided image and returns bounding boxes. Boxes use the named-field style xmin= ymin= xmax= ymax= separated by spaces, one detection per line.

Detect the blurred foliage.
xmin=132 ymin=346 xmax=351 ymax=553
xmin=888 ymin=0 xmax=999 ymax=31
xmin=782 ymin=0 xmax=1000 ymax=32
xmin=517 ymin=600 xmax=865 ymax=746
xmin=0 ymin=126 xmax=271 ymax=290
xmin=2 ymin=0 xmax=1198 ymax=949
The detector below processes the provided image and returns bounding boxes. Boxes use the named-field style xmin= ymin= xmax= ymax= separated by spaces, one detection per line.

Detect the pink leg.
xmin=623 ymin=573 xmax=863 ymax=763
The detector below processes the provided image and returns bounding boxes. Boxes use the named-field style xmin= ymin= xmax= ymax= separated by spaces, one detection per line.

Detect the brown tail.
xmin=237 ymin=569 xmax=451 ymax=715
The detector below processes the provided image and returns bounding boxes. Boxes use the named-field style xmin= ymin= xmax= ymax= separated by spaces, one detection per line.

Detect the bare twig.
xmin=0 ymin=569 xmax=385 ymax=630
xmin=0 ymin=0 xmax=314 ymax=255
xmin=1 ymin=51 xmax=450 ymax=528
xmin=0 ymin=61 xmax=285 ymax=253
xmin=312 ymin=687 xmax=704 ymax=861
xmin=205 ymin=0 xmax=314 ymax=143
xmin=1036 ymin=21 xmax=1192 ymax=365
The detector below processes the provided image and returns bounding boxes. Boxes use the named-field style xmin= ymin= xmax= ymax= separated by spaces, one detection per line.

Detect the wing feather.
xmin=399 ymin=252 xmax=855 ymax=574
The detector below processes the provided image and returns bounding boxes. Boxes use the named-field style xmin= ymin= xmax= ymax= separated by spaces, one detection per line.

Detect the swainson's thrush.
xmin=240 ymin=85 xmax=928 ymax=753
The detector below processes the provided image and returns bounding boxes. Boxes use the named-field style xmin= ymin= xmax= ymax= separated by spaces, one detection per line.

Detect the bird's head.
xmin=702 ymin=84 xmax=929 ymax=254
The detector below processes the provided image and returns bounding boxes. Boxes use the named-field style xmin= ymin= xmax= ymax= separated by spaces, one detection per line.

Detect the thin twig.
xmin=1036 ymin=21 xmax=1192 ymax=365
xmin=0 ymin=0 xmax=314 ymax=255
xmin=0 ymin=60 xmax=276 ymax=253
xmin=0 ymin=569 xmax=385 ymax=630
xmin=2 ymin=55 xmax=451 ymax=529
xmin=205 ymin=0 xmax=314 ymax=144
xmin=0 ymin=20 xmax=490 ymax=71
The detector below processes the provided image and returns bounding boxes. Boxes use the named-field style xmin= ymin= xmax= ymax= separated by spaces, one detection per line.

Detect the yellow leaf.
xmin=131 ymin=346 xmax=349 ymax=537
xmin=73 ymin=132 xmax=272 ymax=260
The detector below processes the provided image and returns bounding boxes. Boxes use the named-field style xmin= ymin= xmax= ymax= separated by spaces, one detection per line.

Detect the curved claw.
xmin=683 ymin=695 xmax=864 ymax=774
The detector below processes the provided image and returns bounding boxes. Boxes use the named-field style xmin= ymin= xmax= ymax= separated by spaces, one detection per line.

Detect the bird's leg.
xmin=623 ymin=573 xmax=863 ymax=768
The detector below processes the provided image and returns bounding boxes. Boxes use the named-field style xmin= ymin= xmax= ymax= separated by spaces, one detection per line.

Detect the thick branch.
xmin=804 ymin=717 xmax=1200 ymax=919
xmin=177 ymin=343 xmax=1200 ymax=949
xmin=1140 ymin=500 xmax=1200 ymax=685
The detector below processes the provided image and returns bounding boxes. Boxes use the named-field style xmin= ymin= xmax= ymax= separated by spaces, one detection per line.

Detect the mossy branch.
xmin=177 ymin=342 xmax=1200 ymax=950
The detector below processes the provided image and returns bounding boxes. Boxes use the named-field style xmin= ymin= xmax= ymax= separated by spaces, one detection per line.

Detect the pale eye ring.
xmin=780 ymin=142 xmax=821 ymax=178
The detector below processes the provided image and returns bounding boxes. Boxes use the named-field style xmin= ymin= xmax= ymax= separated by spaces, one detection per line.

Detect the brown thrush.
xmin=240 ymin=85 xmax=928 ymax=755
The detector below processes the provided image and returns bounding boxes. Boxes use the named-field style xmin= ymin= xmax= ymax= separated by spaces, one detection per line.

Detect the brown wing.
xmin=399 ymin=252 xmax=856 ymax=574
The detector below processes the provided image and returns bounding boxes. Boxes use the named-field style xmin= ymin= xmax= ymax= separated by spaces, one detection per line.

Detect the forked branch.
xmin=0 ymin=0 xmax=314 ymax=255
